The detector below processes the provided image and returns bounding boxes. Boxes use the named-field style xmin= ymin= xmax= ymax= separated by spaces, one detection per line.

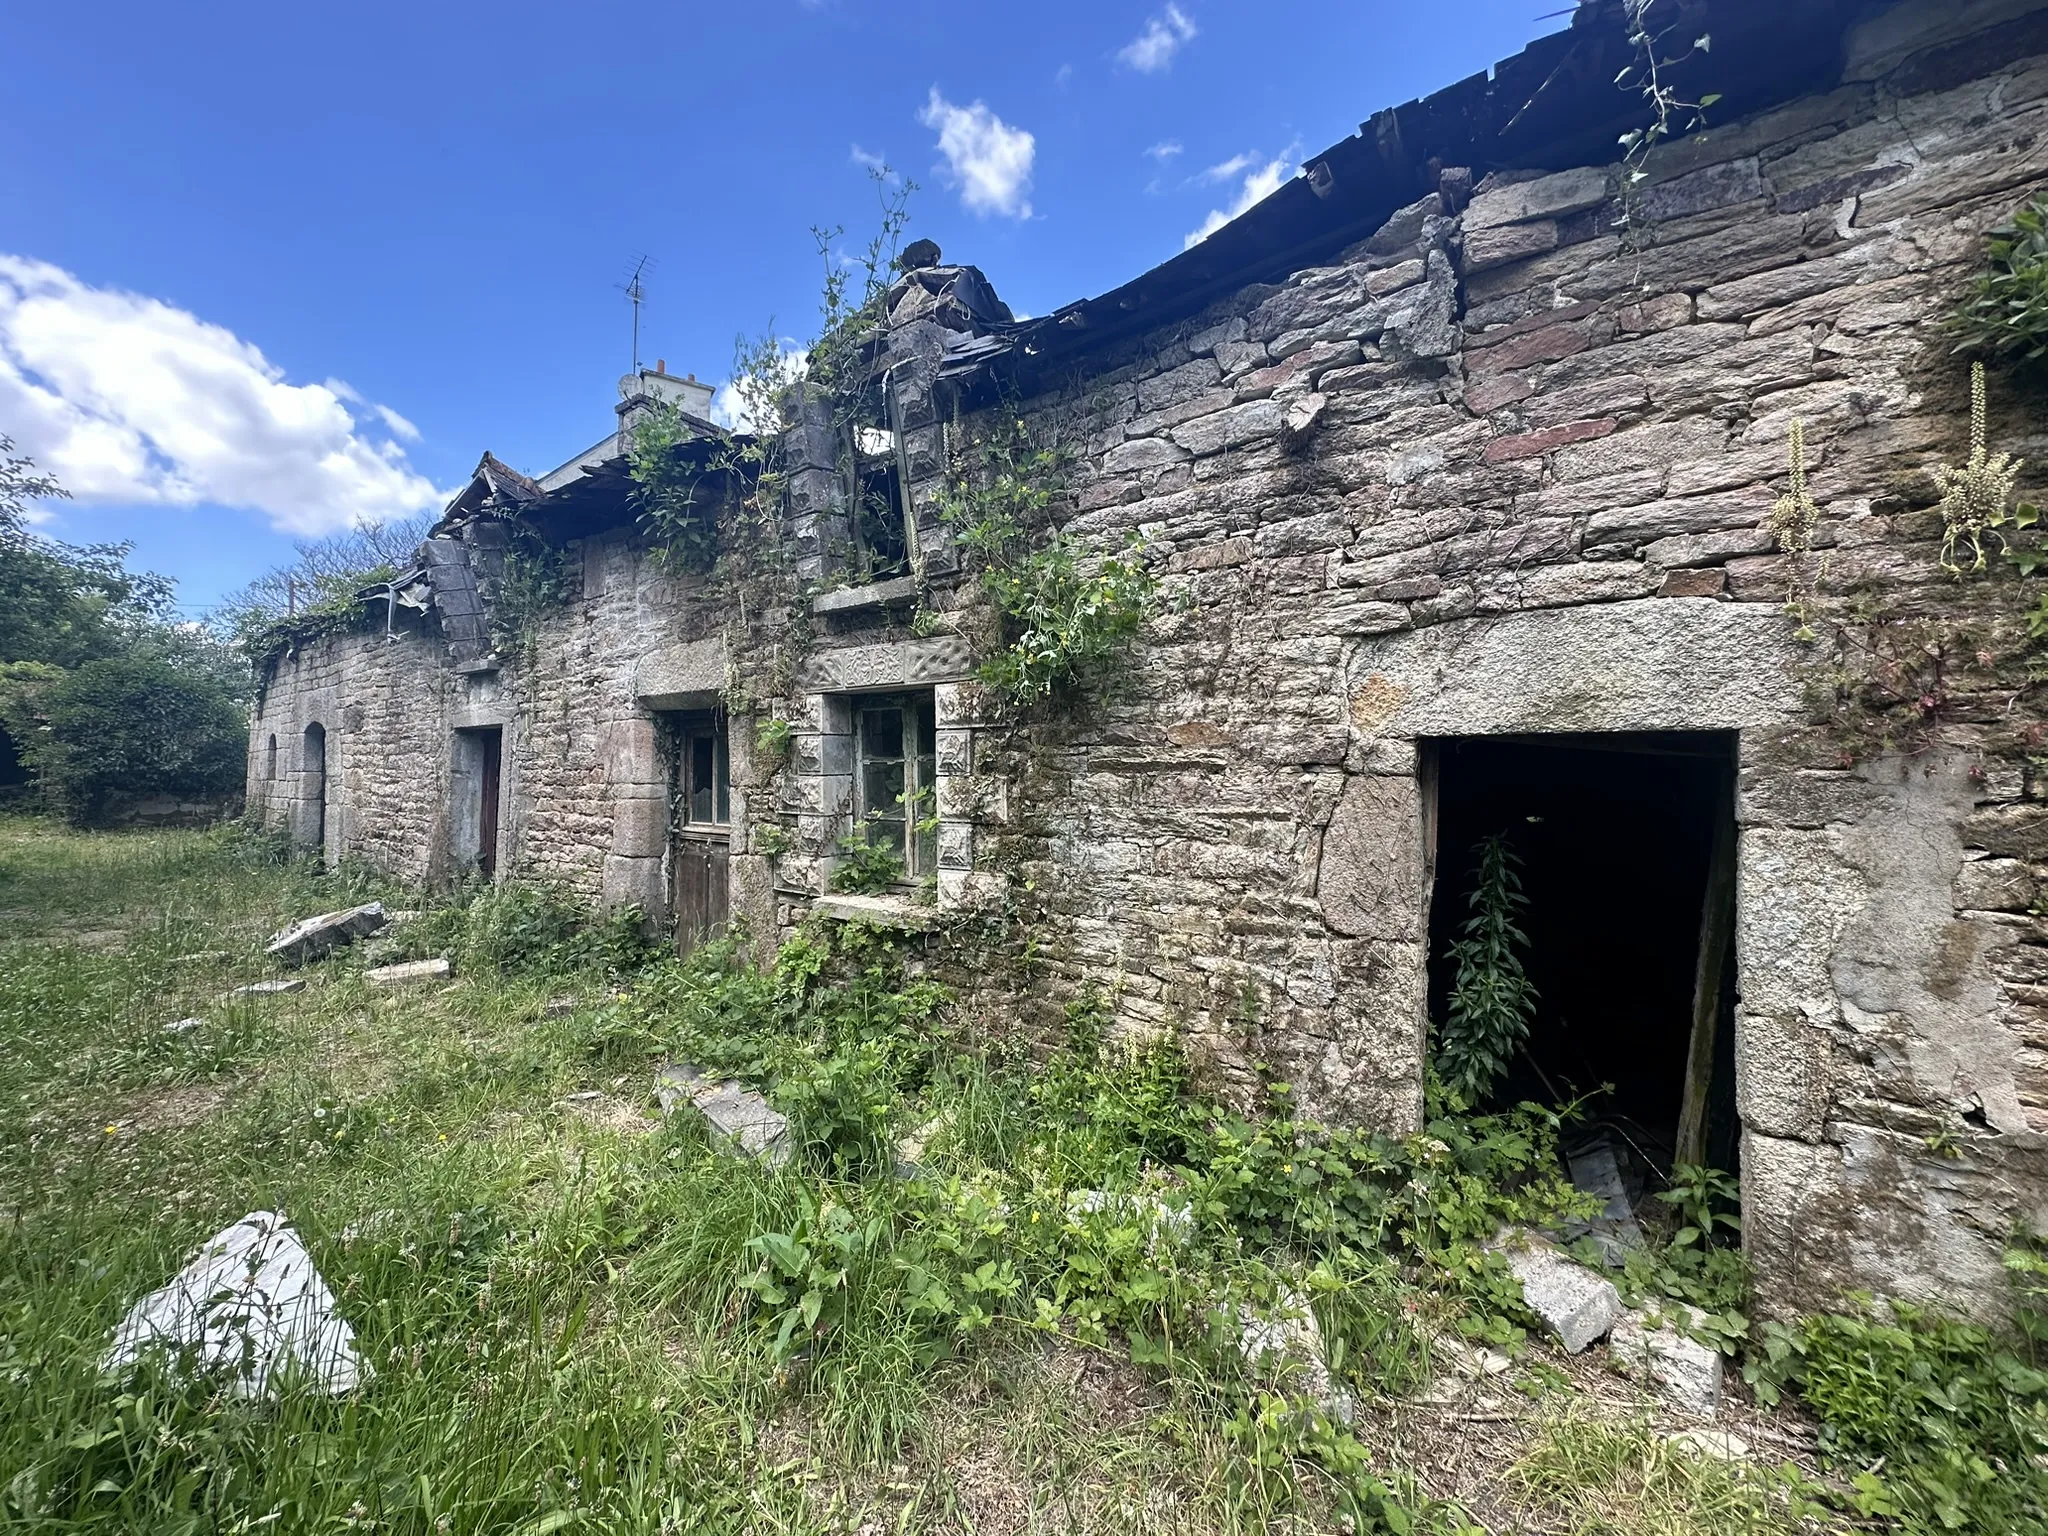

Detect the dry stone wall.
xmin=251 ymin=0 xmax=2048 ymax=1319
xmin=969 ymin=0 xmax=2048 ymax=1319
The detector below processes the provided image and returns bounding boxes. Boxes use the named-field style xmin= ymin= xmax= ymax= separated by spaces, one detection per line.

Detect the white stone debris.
xmin=1235 ymin=1288 xmax=1355 ymax=1421
xmin=265 ymin=902 xmax=388 ymax=966
xmin=1667 ymin=1428 xmax=1749 ymax=1461
xmin=105 ymin=1211 xmax=366 ymax=1397
xmin=1437 ymin=1336 xmax=1513 ymax=1378
xmin=1610 ymin=1304 xmax=1724 ymax=1417
xmin=656 ymin=1064 xmax=791 ymax=1167
xmin=162 ymin=1017 xmax=205 ymax=1035
xmin=364 ymin=957 xmax=451 ymax=987
xmin=543 ymin=996 xmax=577 ymax=1017
xmin=1494 ymin=1230 xmax=1623 ymax=1353
xmin=229 ymin=979 xmax=305 ymax=998
xmin=1066 ymin=1188 xmax=1194 ymax=1249
xmin=893 ymin=1111 xmax=952 ymax=1178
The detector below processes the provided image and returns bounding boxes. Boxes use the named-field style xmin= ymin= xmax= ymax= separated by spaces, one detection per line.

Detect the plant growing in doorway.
xmin=1434 ymin=834 xmax=1538 ymax=1105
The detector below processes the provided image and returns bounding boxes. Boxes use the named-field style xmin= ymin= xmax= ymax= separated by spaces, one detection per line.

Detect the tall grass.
xmin=0 ymin=819 xmax=1368 ymax=1534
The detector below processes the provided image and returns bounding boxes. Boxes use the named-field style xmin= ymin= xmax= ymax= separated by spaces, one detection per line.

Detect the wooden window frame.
xmin=852 ymin=690 xmax=937 ymax=881
xmin=672 ymin=711 xmax=731 ymax=839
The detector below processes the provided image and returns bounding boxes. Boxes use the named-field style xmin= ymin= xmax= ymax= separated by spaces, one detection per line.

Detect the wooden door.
xmin=672 ymin=838 xmax=729 ymax=957
xmin=477 ymin=728 xmax=502 ymax=879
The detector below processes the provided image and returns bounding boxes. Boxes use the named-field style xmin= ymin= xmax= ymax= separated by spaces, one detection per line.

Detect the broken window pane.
xmin=674 ymin=713 xmax=730 ymax=829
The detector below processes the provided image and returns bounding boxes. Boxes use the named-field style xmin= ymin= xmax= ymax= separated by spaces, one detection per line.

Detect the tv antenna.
xmin=617 ymin=255 xmax=655 ymax=373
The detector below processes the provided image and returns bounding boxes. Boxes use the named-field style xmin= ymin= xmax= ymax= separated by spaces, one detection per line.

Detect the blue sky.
xmin=2 ymin=0 xmax=1566 ymax=615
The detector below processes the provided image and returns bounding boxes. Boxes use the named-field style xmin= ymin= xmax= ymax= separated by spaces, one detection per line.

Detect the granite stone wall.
xmin=252 ymin=0 xmax=2048 ymax=1319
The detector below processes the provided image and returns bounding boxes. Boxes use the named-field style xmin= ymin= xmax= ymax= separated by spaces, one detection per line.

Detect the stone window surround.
xmin=785 ymin=635 xmax=988 ymax=910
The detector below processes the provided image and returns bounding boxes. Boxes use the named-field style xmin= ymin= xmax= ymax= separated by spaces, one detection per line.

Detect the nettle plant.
xmin=939 ymin=416 xmax=1158 ymax=708
xmin=1433 ymin=834 xmax=1538 ymax=1107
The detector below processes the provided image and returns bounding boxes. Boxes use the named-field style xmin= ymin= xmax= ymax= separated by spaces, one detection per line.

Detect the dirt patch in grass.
xmin=108 ymin=1080 xmax=234 ymax=1134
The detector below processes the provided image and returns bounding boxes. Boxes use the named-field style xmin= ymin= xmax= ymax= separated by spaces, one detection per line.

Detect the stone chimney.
xmin=617 ymin=360 xmax=715 ymax=424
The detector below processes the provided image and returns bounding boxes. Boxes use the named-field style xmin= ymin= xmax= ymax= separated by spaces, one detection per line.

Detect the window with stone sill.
xmin=672 ymin=712 xmax=730 ymax=832
xmin=853 ymin=690 xmax=937 ymax=879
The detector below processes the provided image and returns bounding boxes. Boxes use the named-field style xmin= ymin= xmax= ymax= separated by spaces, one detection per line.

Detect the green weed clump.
xmin=397 ymin=879 xmax=660 ymax=979
xmin=1747 ymin=1269 xmax=2048 ymax=1535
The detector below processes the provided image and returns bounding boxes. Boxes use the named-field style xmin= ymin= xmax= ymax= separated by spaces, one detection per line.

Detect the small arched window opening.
xmin=265 ymin=734 xmax=278 ymax=780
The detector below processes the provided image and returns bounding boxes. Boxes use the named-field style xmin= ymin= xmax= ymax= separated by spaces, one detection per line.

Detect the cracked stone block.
xmin=657 ymin=1064 xmax=791 ymax=1167
xmin=1563 ymin=1138 xmax=1647 ymax=1264
xmin=265 ymin=902 xmax=388 ymax=966
xmin=105 ymin=1211 xmax=366 ymax=1396
xmin=365 ymin=958 xmax=451 ymax=987
xmin=1609 ymin=1305 xmax=1724 ymax=1416
xmin=1496 ymin=1232 xmax=1623 ymax=1352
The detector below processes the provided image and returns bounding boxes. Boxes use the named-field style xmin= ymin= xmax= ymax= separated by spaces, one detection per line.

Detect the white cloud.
xmin=919 ymin=88 xmax=1036 ymax=219
xmin=709 ymin=345 xmax=808 ymax=434
xmin=1119 ymin=5 xmax=1197 ymax=73
xmin=1185 ymin=154 xmax=1295 ymax=248
xmin=0 ymin=254 xmax=444 ymax=536
xmin=1200 ymin=151 xmax=1259 ymax=183
xmin=374 ymin=404 xmax=421 ymax=442
xmin=849 ymin=143 xmax=894 ymax=179
xmin=1147 ymin=139 xmax=1184 ymax=161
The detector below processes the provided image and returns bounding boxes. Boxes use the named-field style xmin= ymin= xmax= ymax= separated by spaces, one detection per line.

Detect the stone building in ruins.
xmin=247 ymin=0 xmax=2048 ymax=1321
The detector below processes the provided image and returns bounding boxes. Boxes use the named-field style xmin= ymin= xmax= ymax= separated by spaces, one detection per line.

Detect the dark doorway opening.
xmin=301 ymin=722 xmax=327 ymax=858
xmin=1425 ymin=732 xmax=1739 ymax=1180
xmin=475 ymin=727 xmax=502 ymax=880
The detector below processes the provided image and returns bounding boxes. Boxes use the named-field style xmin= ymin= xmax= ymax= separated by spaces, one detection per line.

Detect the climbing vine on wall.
xmin=490 ymin=535 xmax=573 ymax=665
xmin=939 ymin=418 xmax=1158 ymax=708
xmin=1613 ymin=0 xmax=1720 ymax=258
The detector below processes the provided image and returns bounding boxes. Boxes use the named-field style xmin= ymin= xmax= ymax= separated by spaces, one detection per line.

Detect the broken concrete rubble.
xmin=656 ymin=1064 xmax=791 ymax=1167
xmin=1563 ymin=1134 xmax=1646 ymax=1266
xmin=1495 ymin=1231 xmax=1623 ymax=1353
xmin=365 ymin=957 xmax=451 ymax=987
xmin=1233 ymin=1289 xmax=1354 ymax=1422
xmin=229 ymin=978 xmax=305 ymax=998
xmin=105 ymin=1211 xmax=365 ymax=1396
xmin=1065 ymin=1188 xmax=1193 ymax=1250
xmin=1609 ymin=1304 xmax=1724 ymax=1417
xmin=265 ymin=902 xmax=387 ymax=965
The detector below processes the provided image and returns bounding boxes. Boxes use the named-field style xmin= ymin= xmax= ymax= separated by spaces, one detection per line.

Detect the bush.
xmin=1949 ymin=196 xmax=2048 ymax=365
xmin=443 ymin=881 xmax=659 ymax=977
xmin=33 ymin=656 xmax=245 ymax=824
